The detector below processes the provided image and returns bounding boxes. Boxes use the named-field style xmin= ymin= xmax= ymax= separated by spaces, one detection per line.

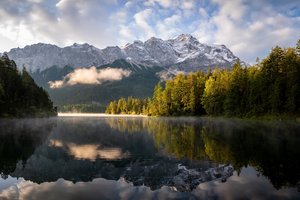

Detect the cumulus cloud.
xmin=144 ymin=0 xmax=196 ymax=10
xmin=48 ymin=80 xmax=64 ymax=89
xmin=48 ymin=67 xmax=131 ymax=89
xmin=0 ymin=0 xmax=120 ymax=50
xmin=68 ymin=143 xmax=129 ymax=161
xmin=133 ymin=9 xmax=155 ymax=39
xmin=209 ymin=0 xmax=300 ymax=63
xmin=156 ymin=14 xmax=182 ymax=39
xmin=0 ymin=177 xmax=189 ymax=200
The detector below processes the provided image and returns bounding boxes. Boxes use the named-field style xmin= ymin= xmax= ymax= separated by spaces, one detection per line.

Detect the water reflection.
xmin=48 ymin=139 xmax=129 ymax=161
xmin=0 ymin=117 xmax=300 ymax=198
xmin=200 ymin=120 xmax=300 ymax=190
xmin=67 ymin=144 xmax=129 ymax=161
xmin=0 ymin=176 xmax=196 ymax=200
xmin=0 ymin=168 xmax=299 ymax=200
xmin=105 ymin=117 xmax=300 ymax=191
xmin=0 ymin=119 xmax=54 ymax=176
xmin=105 ymin=117 xmax=207 ymax=160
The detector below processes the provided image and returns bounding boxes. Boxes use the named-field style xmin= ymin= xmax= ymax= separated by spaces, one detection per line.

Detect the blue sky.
xmin=0 ymin=0 xmax=299 ymax=63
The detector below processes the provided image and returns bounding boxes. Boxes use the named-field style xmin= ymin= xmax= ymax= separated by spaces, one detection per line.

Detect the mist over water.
xmin=0 ymin=117 xmax=300 ymax=199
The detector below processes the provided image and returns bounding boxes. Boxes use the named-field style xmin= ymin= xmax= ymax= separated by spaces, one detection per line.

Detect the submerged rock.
xmin=170 ymin=164 xmax=234 ymax=192
xmin=122 ymin=159 xmax=234 ymax=192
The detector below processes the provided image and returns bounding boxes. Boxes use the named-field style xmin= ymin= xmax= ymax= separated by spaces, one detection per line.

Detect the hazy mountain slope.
xmin=31 ymin=60 xmax=162 ymax=110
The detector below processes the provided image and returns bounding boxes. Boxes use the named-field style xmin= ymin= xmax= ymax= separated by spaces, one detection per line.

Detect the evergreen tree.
xmin=261 ymin=46 xmax=285 ymax=113
xmin=0 ymin=55 xmax=56 ymax=117
xmin=117 ymin=97 xmax=127 ymax=114
xmin=150 ymin=82 xmax=164 ymax=116
xmin=202 ymin=68 xmax=230 ymax=116
xmin=224 ymin=61 xmax=248 ymax=116
xmin=284 ymin=48 xmax=300 ymax=113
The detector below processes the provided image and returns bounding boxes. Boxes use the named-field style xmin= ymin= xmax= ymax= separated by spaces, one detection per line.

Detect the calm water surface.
xmin=0 ymin=116 xmax=300 ymax=199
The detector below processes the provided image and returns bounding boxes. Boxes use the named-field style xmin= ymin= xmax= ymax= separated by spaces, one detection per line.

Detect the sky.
xmin=0 ymin=0 xmax=299 ymax=63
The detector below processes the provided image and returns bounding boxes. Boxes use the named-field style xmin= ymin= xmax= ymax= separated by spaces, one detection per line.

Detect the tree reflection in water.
xmin=0 ymin=118 xmax=55 ymax=177
xmin=105 ymin=117 xmax=300 ymax=190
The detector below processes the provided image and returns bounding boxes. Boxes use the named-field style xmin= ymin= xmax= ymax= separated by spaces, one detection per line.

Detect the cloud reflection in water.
xmin=49 ymin=139 xmax=129 ymax=161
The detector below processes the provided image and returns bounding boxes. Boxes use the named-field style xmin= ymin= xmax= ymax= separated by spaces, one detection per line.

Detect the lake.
xmin=0 ymin=116 xmax=300 ymax=199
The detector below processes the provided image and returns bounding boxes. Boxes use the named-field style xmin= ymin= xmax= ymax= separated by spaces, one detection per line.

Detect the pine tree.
xmin=117 ymin=97 xmax=127 ymax=114
xmin=261 ymin=46 xmax=285 ymax=113
xmin=224 ymin=61 xmax=248 ymax=116
xmin=151 ymin=82 xmax=164 ymax=116
xmin=284 ymin=48 xmax=300 ymax=113
xmin=202 ymin=68 xmax=230 ymax=115
xmin=0 ymin=55 xmax=56 ymax=117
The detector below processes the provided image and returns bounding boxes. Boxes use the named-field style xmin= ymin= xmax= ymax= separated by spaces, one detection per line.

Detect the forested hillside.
xmin=0 ymin=54 xmax=57 ymax=117
xmin=106 ymin=40 xmax=300 ymax=118
xmin=30 ymin=59 xmax=162 ymax=112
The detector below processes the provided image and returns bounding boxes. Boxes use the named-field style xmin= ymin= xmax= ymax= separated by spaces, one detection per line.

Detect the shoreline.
xmin=1 ymin=113 xmax=297 ymax=122
xmin=57 ymin=113 xmax=299 ymax=122
xmin=57 ymin=113 xmax=147 ymax=117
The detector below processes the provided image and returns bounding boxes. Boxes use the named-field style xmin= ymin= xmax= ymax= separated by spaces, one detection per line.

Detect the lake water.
xmin=0 ymin=116 xmax=300 ymax=199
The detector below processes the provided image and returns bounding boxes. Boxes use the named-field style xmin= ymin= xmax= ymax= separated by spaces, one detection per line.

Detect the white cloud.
xmin=208 ymin=0 xmax=300 ymax=63
xmin=133 ymin=9 xmax=155 ymax=39
xmin=156 ymin=14 xmax=182 ymax=39
xmin=180 ymin=0 xmax=195 ymax=10
xmin=212 ymin=0 xmax=246 ymax=21
xmin=0 ymin=0 xmax=120 ymax=51
xmin=48 ymin=80 xmax=64 ymax=89
xmin=68 ymin=143 xmax=129 ymax=161
xmin=0 ymin=177 xmax=188 ymax=200
xmin=119 ymin=25 xmax=135 ymax=42
xmin=145 ymin=0 xmax=172 ymax=8
xmin=158 ymin=0 xmax=172 ymax=8
xmin=145 ymin=0 xmax=195 ymax=10
xmin=199 ymin=7 xmax=209 ymax=19
xmin=164 ymin=14 xmax=181 ymax=25
xmin=48 ymin=67 xmax=131 ymax=89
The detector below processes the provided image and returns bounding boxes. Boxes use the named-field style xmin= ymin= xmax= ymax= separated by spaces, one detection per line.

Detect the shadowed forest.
xmin=0 ymin=54 xmax=56 ymax=117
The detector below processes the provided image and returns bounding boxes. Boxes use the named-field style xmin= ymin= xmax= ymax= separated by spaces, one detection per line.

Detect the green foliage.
xmin=202 ymin=68 xmax=230 ymax=115
xmin=105 ymin=96 xmax=148 ymax=115
xmin=106 ymin=39 xmax=300 ymax=117
xmin=0 ymin=54 xmax=56 ymax=117
xmin=150 ymin=72 xmax=208 ymax=116
xmin=224 ymin=61 xmax=249 ymax=116
xmin=150 ymin=82 xmax=164 ymax=115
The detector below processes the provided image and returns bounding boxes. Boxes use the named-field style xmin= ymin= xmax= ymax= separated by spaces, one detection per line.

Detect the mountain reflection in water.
xmin=0 ymin=117 xmax=300 ymax=199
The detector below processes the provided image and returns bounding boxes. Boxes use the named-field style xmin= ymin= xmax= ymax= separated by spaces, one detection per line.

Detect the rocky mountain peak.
xmin=146 ymin=37 xmax=163 ymax=43
xmin=174 ymin=34 xmax=197 ymax=42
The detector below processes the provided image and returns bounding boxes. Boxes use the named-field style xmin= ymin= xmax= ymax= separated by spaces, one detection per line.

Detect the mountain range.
xmin=4 ymin=34 xmax=243 ymax=72
xmin=1 ymin=34 xmax=245 ymax=111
